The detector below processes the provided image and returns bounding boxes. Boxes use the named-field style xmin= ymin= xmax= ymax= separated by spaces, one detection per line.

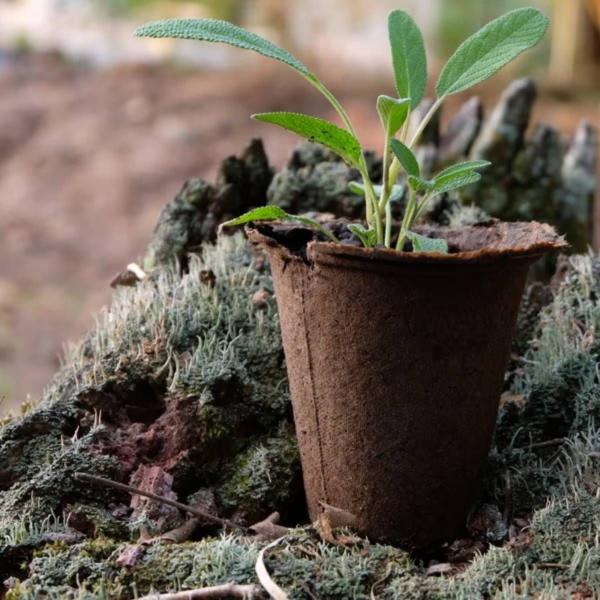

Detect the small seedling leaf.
xmin=348 ymin=223 xmax=377 ymax=248
xmin=221 ymin=206 xmax=338 ymax=242
xmin=433 ymin=170 xmax=482 ymax=195
xmin=253 ymin=112 xmax=363 ymax=168
xmin=388 ymin=10 xmax=428 ymax=108
xmin=430 ymin=160 xmax=489 ymax=194
xmin=408 ymin=175 xmax=434 ymax=193
xmin=348 ymin=181 xmax=366 ymax=196
xmin=376 ymin=95 xmax=410 ymax=136
xmin=391 ymin=139 xmax=420 ymax=177
xmin=434 ymin=160 xmax=491 ymax=180
xmin=349 ymin=182 xmax=404 ymax=203
xmin=406 ymin=231 xmax=449 ymax=253
xmin=136 ymin=19 xmax=311 ymax=77
xmin=221 ymin=206 xmax=289 ymax=228
xmin=436 ymin=8 xmax=549 ymax=97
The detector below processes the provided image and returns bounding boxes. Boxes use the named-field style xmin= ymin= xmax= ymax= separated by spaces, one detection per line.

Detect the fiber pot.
xmin=248 ymin=221 xmax=565 ymax=547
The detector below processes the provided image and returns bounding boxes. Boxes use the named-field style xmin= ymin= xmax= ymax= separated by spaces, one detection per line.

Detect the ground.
xmin=0 ymin=52 xmax=597 ymax=410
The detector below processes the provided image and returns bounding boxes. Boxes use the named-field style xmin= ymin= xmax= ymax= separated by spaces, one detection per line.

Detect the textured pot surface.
xmin=248 ymin=222 xmax=565 ymax=547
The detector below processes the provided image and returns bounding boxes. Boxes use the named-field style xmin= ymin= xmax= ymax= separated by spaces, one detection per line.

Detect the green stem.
xmin=309 ymin=77 xmax=358 ymax=136
xmin=413 ymin=191 xmax=435 ymax=222
xmin=396 ymin=188 xmax=418 ymax=251
xmin=385 ymin=198 xmax=392 ymax=248
xmin=309 ymin=76 xmax=379 ymax=234
xmin=296 ymin=217 xmax=340 ymax=243
xmin=408 ymin=97 xmax=443 ymax=149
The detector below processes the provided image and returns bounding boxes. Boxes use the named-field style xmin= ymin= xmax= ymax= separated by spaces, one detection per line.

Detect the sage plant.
xmin=137 ymin=8 xmax=548 ymax=253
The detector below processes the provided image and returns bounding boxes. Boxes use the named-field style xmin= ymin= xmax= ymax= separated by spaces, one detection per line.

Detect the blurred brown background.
xmin=0 ymin=0 xmax=598 ymax=412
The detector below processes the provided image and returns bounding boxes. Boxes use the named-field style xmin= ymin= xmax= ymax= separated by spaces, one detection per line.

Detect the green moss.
xmin=217 ymin=427 xmax=300 ymax=522
xmin=4 ymin=228 xmax=600 ymax=598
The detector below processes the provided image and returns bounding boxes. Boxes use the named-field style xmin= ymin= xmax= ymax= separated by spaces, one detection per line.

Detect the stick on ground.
xmin=74 ymin=472 xmax=245 ymax=532
xmin=137 ymin=583 xmax=262 ymax=599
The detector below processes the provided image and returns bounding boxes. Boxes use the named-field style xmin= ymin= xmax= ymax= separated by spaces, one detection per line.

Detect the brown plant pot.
xmin=248 ymin=221 xmax=565 ymax=547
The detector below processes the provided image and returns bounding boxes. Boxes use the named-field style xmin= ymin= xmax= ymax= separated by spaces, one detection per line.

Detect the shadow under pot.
xmin=248 ymin=220 xmax=565 ymax=548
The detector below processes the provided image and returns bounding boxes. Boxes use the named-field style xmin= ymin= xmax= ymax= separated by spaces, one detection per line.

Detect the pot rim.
xmin=247 ymin=220 xmax=567 ymax=268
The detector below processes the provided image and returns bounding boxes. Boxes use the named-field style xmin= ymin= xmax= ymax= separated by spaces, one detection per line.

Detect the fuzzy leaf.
xmin=407 ymin=175 xmax=434 ymax=193
xmin=390 ymin=139 xmax=420 ymax=177
xmin=376 ymin=96 xmax=410 ymax=136
xmin=388 ymin=10 xmax=427 ymax=108
xmin=221 ymin=206 xmax=289 ymax=228
xmin=136 ymin=19 xmax=311 ymax=77
xmin=349 ymin=182 xmax=404 ymax=203
xmin=254 ymin=112 xmax=362 ymax=168
xmin=432 ymin=160 xmax=489 ymax=194
xmin=436 ymin=8 xmax=548 ymax=98
xmin=406 ymin=231 xmax=449 ymax=254
xmin=220 ymin=205 xmax=338 ymax=242
xmin=434 ymin=160 xmax=491 ymax=180
xmin=433 ymin=171 xmax=482 ymax=195
xmin=348 ymin=224 xmax=377 ymax=248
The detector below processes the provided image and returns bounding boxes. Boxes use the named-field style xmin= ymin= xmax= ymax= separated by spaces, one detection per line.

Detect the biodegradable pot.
xmin=248 ymin=221 xmax=565 ymax=547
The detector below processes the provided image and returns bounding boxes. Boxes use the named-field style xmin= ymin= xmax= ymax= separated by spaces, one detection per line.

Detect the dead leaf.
xmin=316 ymin=506 xmax=361 ymax=547
xmin=426 ymin=563 xmax=453 ymax=576
xmin=110 ymin=263 xmax=148 ymax=288
xmin=318 ymin=501 xmax=357 ymax=528
xmin=116 ymin=544 xmax=145 ymax=568
xmin=199 ymin=269 xmax=216 ymax=288
xmin=255 ymin=537 xmax=289 ymax=600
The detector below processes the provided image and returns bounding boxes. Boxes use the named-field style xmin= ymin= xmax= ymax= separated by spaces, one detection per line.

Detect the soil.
xmin=0 ymin=52 xmax=597 ymax=411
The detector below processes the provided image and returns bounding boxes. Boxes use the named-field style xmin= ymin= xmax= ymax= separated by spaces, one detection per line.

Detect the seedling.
xmin=137 ymin=8 xmax=548 ymax=253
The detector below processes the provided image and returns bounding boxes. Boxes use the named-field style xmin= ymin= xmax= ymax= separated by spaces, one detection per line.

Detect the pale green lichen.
xmin=4 ymin=237 xmax=600 ymax=599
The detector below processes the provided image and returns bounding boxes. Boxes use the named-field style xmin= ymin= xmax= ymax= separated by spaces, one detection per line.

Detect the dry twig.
xmin=249 ymin=512 xmax=290 ymax=541
xmin=74 ymin=472 xmax=245 ymax=531
xmin=136 ymin=583 xmax=262 ymax=599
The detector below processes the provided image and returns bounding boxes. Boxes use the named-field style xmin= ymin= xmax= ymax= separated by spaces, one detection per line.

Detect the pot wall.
xmin=253 ymin=233 xmax=544 ymax=546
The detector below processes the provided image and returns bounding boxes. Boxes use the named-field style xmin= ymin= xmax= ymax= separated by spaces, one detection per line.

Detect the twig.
xmin=136 ymin=583 xmax=262 ymax=599
xmin=249 ymin=512 xmax=291 ymax=541
xmin=74 ymin=472 xmax=245 ymax=532
xmin=527 ymin=438 xmax=566 ymax=450
xmin=535 ymin=562 xmax=568 ymax=569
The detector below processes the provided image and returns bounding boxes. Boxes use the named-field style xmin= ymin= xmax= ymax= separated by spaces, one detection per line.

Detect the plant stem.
xmin=408 ymin=97 xmax=443 ymax=149
xmin=74 ymin=472 xmax=244 ymax=531
xmin=296 ymin=217 xmax=339 ymax=243
xmin=309 ymin=76 xmax=380 ymax=238
xmin=385 ymin=199 xmax=392 ymax=247
xmin=396 ymin=188 xmax=417 ymax=251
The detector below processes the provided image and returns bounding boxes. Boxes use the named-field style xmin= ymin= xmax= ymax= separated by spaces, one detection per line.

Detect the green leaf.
xmin=431 ymin=160 xmax=489 ymax=194
xmin=436 ymin=8 xmax=548 ymax=98
xmin=388 ymin=10 xmax=427 ymax=109
xmin=220 ymin=205 xmax=289 ymax=228
xmin=348 ymin=224 xmax=377 ymax=248
xmin=253 ymin=112 xmax=362 ymax=169
xmin=136 ymin=18 xmax=311 ymax=77
xmin=406 ymin=231 xmax=449 ymax=254
xmin=407 ymin=175 xmax=434 ymax=193
xmin=376 ymin=96 xmax=410 ymax=136
xmin=390 ymin=139 xmax=420 ymax=177
xmin=433 ymin=171 xmax=482 ymax=195
xmin=220 ymin=205 xmax=338 ymax=242
xmin=349 ymin=182 xmax=404 ymax=203
xmin=434 ymin=160 xmax=490 ymax=180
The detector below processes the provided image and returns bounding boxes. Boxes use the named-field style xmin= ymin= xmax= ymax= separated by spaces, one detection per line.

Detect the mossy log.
xmin=1 ymin=120 xmax=600 ymax=598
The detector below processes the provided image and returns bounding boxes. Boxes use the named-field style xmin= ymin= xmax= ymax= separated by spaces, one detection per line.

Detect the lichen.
xmin=4 ymin=244 xmax=600 ymax=599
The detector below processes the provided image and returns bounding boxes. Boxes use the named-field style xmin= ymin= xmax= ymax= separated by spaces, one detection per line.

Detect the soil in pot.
xmin=248 ymin=220 xmax=566 ymax=548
